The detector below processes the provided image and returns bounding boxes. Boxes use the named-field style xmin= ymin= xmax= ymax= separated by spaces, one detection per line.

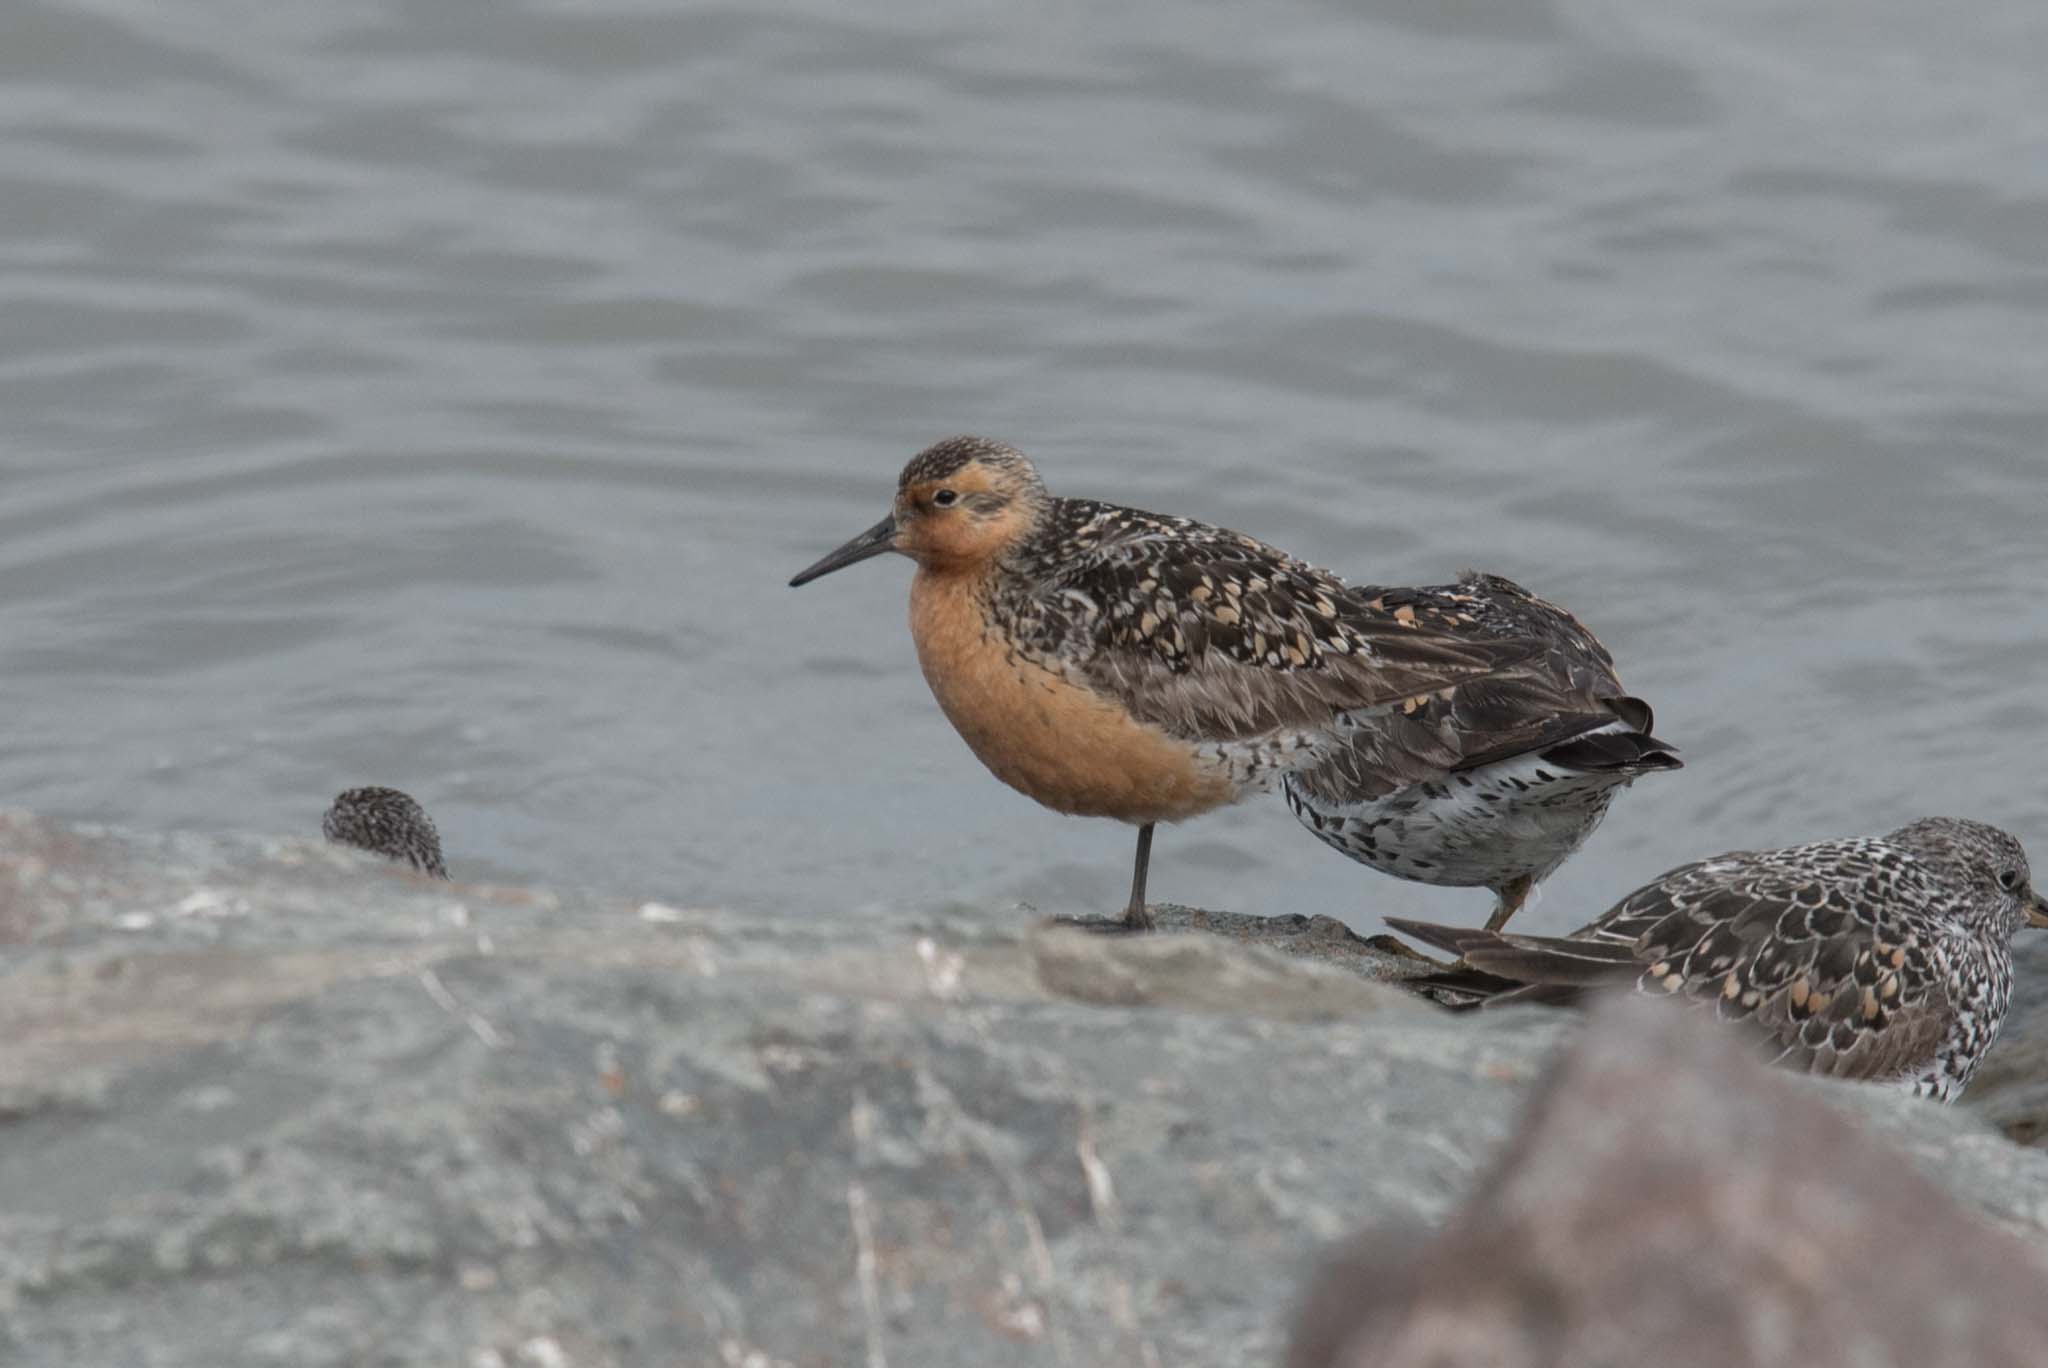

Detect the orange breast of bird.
xmin=908 ymin=570 xmax=1235 ymax=823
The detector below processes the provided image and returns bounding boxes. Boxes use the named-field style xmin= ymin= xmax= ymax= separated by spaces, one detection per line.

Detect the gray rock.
xmin=1028 ymin=918 xmax=1430 ymax=1019
xmin=1289 ymin=999 xmax=2048 ymax=1368
xmin=1 ymin=811 xmax=2045 ymax=1367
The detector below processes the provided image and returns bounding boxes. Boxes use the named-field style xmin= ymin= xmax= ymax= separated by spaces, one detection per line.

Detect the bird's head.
xmin=789 ymin=435 xmax=1048 ymax=586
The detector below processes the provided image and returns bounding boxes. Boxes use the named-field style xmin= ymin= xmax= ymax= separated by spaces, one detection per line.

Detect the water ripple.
xmin=0 ymin=0 xmax=2043 ymax=921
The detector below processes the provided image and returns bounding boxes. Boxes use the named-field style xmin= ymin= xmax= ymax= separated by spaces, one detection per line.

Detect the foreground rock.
xmin=1289 ymin=1000 xmax=2048 ymax=1368
xmin=2 ymin=813 xmax=2047 ymax=1367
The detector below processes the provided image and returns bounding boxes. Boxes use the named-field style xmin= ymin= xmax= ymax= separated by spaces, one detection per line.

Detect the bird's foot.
xmin=1053 ymin=903 xmax=1156 ymax=935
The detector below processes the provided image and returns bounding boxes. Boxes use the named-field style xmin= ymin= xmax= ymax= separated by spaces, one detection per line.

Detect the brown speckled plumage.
xmin=323 ymin=786 xmax=449 ymax=879
xmin=1285 ymin=572 xmax=1679 ymax=930
xmin=983 ymin=493 xmax=1543 ymax=746
xmin=895 ymin=432 xmax=1039 ymax=491
xmin=790 ymin=435 xmax=1547 ymax=929
xmin=1390 ymin=816 xmax=2048 ymax=1102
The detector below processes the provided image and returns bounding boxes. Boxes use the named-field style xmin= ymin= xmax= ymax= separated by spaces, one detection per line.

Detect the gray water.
xmin=4 ymin=0 xmax=2047 ymax=933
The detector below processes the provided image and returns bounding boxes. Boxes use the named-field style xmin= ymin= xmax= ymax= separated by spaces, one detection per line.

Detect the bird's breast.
xmin=907 ymin=570 xmax=1237 ymax=822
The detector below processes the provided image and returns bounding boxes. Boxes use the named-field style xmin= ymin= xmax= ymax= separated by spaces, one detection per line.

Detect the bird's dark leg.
xmin=1484 ymin=874 xmax=1534 ymax=934
xmin=1121 ymin=822 xmax=1157 ymax=931
xmin=1052 ymin=824 xmax=1159 ymax=935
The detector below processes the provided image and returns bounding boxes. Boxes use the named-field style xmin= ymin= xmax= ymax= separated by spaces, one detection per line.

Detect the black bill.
xmin=789 ymin=514 xmax=898 ymax=587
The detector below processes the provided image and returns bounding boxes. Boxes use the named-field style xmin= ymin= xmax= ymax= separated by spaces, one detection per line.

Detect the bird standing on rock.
xmin=1389 ymin=816 xmax=2048 ymax=1102
xmin=788 ymin=434 xmax=1542 ymax=930
xmin=1284 ymin=573 xmax=1679 ymax=932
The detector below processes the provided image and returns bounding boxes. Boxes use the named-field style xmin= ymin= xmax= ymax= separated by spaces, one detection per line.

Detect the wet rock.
xmin=1028 ymin=921 xmax=1429 ymax=1019
xmin=0 ymin=812 xmax=1548 ymax=1368
xmin=1289 ymin=999 xmax=2048 ymax=1368
xmin=1 ymin=811 xmax=2045 ymax=1368
xmin=1132 ymin=904 xmax=1445 ymax=979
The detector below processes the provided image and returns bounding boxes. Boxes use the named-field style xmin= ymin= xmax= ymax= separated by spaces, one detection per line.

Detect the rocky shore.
xmin=4 ymin=811 xmax=2048 ymax=1366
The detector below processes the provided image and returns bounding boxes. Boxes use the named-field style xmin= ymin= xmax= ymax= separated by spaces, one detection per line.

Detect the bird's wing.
xmin=1282 ymin=575 xmax=1673 ymax=804
xmin=1015 ymin=504 xmax=1543 ymax=744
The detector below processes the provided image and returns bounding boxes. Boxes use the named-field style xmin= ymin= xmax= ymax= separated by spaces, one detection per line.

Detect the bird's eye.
xmin=931 ymin=489 xmax=959 ymax=508
xmin=1999 ymin=869 xmax=2023 ymax=891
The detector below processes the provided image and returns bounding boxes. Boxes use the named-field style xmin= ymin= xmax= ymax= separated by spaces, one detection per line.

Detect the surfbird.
xmin=1388 ymin=816 xmax=2048 ymax=1101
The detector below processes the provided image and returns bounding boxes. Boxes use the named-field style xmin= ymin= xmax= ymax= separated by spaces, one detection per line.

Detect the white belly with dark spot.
xmin=1283 ymin=749 xmax=1635 ymax=890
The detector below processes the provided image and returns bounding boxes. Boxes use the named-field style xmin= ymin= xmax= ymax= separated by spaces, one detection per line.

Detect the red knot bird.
xmin=1388 ymin=816 xmax=2048 ymax=1102
xmin=323 ymin=786 xmax=449 ymax=879
xmin=1283 ymin=573 xmax=1679 ymax=931
xmin=788 ymin=434 xmax=1543 ymax=931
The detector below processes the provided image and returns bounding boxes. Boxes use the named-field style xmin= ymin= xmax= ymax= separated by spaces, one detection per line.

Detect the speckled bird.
xmin=323 ymin=786 xmax=449 ymax=879
xmin=1388 ymin=817 xmax=2048 ymax=1102
xmin=1283 ymin=573 xmax=1680 ymax=931
xmin=788 ymin=435 xmax=1545 ymax=930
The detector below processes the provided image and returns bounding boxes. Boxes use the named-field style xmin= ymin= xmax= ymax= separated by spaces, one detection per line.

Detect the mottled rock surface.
xmin=1289 ymin=1000 xmax=2048 ymax=1368
xmin=2 ymin=812 xmax=2046 ymax=1367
